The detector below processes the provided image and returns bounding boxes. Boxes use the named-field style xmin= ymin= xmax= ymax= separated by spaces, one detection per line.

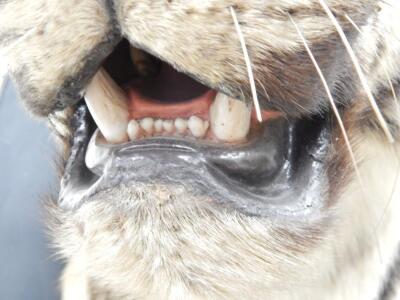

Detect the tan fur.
xmin=52 ymin=133 xmax=400 ymax=300
xmin=0 ymin=0 xmax=115 ymax=116
xmin=1 ymin=0 xmax=400 ymax=299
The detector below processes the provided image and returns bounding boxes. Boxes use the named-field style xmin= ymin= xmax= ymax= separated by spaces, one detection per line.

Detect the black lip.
xmin=60 ymin=103 xmax=331 ymax=218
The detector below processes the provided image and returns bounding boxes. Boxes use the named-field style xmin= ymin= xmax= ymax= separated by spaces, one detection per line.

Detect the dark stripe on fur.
xmin=378 ymin=244 xmax=400 ymax=300
xmin=52 ymin=0 xmax=122 ymax=113
xmin=52 ymin=28 xmax=121 ymax=112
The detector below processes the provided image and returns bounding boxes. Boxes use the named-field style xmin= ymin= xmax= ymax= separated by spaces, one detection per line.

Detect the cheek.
xmin=0 ymin=0 xmax=120 ymax=116
xmin=248 ymin=35 xmax=357 ymax=117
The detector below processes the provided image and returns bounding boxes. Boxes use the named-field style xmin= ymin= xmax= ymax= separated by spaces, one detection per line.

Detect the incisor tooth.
xmin=140 ymin=117 xmax=154 ymax=135
xmin=209 ymin=93 xmax=251 ymax=142
xmin=85 ymin=68 xmax=129 ymax=144
xmin=188 ymin=116 xmax=208 ymax=138
xmin=174 ymin=118 xmax=188 ymax=134
xmin=163 ymin=120 xmax=174 ymax=133
xmin=154 ymin=119 xmax=163 ymax=133
xmin=127 ymin=120 xmax=140 ymax=141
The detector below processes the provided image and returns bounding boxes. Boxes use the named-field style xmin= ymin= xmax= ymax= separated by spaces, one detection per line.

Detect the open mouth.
xmin=60 ymin=39 xmax=331 ymax=217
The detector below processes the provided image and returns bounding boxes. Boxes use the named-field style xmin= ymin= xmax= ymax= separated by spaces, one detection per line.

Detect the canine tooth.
xmin=85 ymin=68 xmax=129 ymax=144
xmin=163 ymin=120 xmax=174 ymax=133
xmin=209 ymin=93 xmax=251 ymax=142
xmin=174 ymin=118 xmax=188 ymax=134
xmin=140 ymin=117 xmax=154 ymax=135
xmin=85 ymin=129 xmax=112 ymax=174
xmin=127 ymin=120 xmax=140 ymax=140
xmin=188 ymin=116 xmax=208 ymax=138
xmin=154 ymin=119 xmax=163 ymax=133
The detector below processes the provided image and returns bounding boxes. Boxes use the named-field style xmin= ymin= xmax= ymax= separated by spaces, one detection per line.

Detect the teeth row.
xmin=84 ymin=68 xmax=252 ymax=145
xmin=127 ymin=117 xmax=209 ymax=140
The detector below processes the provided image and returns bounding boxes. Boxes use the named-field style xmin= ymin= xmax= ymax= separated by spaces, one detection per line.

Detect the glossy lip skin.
xmin=60 ymin=103 xmax=331 ymax=218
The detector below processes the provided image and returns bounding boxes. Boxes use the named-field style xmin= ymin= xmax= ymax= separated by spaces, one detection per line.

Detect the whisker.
xmin=289 ymin=14 xmax=385 ymax=263
xmin=230 ymin=6 xmax=263 ymax=123
xmin=256 ymin=78 xmax=270 ymax=102
xmin=288 ymin=15 xmax=364 ymax=189
xmin=345 ymin=13 xmax=400 ymax=205
xmin=340 ymin=12 xmax=399 ymax=261
xmin=345 ymin=14 xmax=400 ymax=121
xmin=344 ymin=14 xmax=361 ymax=32
xmin=385 ymin=70 xmax=400 ymax=120
xmin=318 ymin=0 xmax=394 ymax=143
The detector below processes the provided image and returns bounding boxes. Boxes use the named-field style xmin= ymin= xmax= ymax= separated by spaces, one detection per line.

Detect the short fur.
xmin=1 ymin=0 xmax=400 ymax=299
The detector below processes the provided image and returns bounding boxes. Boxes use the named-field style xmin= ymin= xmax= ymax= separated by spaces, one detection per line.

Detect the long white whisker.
xmin=289 ymin=14 xmax=384 ymax=262
xmin=341 ymin=12 xmax=400 ymax=260
xmin=318 ymin=0 xmax=394 ymax=143
xmin=345 ymin=14 xmax=400 ymax=122
xmin=289 ymin=15 xmax=364 ymax=190
xmin=344 ymin=14 xmax=361 ymax=32
xmin=230 ymin=6 xmax=263 ymax=123
xmin=385 ymin=71 xmax=400 ymax=120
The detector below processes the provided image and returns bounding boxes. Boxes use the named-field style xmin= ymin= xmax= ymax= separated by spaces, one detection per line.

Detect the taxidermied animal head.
xmin=1 ymin=0 xmax=400 ymax=299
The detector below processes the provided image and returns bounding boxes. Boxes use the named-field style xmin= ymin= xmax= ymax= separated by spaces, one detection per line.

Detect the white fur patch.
xmin=0 ymin=55 xmax=7 ymax=97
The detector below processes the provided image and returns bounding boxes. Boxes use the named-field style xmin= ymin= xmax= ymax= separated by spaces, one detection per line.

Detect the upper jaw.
xmin=1 ymin=0 xmax=375 ymax=118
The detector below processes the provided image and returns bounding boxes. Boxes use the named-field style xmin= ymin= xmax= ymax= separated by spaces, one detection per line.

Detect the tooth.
xmin=140 ymin=117 xmax=154 ymax=135
xmin=174 ymin=118 xmax=188 ymax=134
xmin=127 ymin=120 xmax=140 ymax=140
xmin=154 ymin=119 xmax=163 ymax=133
xmin=163 ymin=120 xmax=174 ymax=133
xmin=85 ymin=68 xmax=130 ymax=144
xmin=85 ymin=129 xmax=112 ymax=175
xmin=209 ymin=93 xmax=251 ymax=142
xmin=188 ymin=116 xmax=208 ymax=138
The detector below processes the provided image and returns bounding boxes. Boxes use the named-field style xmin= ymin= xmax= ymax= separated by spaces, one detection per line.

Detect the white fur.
xmin=0 ymin=55 xmax=7 ymax=97
xmin=61 ymin=254 xmax=90 ymax=300
xmin=357 ymin=0 xmax=400 ymax=94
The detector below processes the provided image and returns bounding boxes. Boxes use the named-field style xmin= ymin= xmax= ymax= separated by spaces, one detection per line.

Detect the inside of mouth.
xmin=105 ymin=40 xmax=210 ymax=103
xmin=86 ymin=39 xmax=279 ymax=145
xmin=63 ymin=39 xmax=330 ymax=211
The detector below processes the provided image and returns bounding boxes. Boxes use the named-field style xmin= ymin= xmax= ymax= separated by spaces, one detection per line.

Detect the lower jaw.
xmin=59 ymin=103 xmax=331 ymax=218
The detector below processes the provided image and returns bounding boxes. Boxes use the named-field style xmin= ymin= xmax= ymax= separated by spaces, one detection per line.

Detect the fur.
xmin=1 ymin=0 xmax=400 ymax=299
